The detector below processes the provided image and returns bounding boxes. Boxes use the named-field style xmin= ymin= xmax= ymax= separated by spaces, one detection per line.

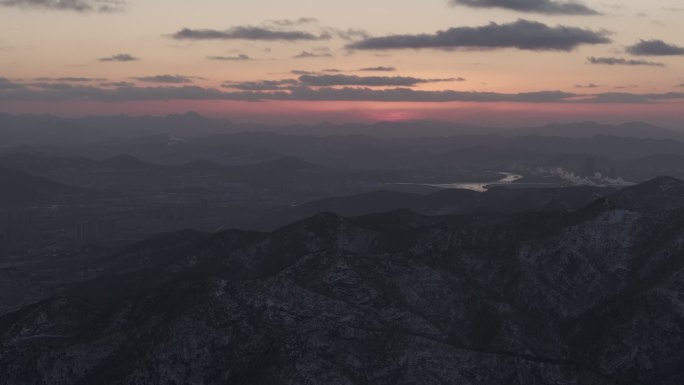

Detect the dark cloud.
xmin=327 ymin=28 xmax=370 ymax=41
xmin=207 ymin=54 xmax=253 ymax=61
xmin=99 ymin=53 xmax=139 ymax=62
xmin=450 ymin=0 xmax=598 ymax=15
xmin=288 ymin=87 xmax=575 ymax=102
xmin=0 ymin=83 xmax=245 ymax=102
xmin=293 ymin=51 xmax=333 ymax=59
xmin=678 ymin=83 xmax=684 ymax=88
xmin=359 ymin=66 xmax=397 ymax=72
xmin=298 ymin=74 xmax=463 ymax=87
xmin=626 ymin=39 xmax=684 ymax=56
xmin=267 ymin=17 xmax=318 ymax=27
xmin=290 ymin=69 xmax=341 ymax=75
xmin=223 ymin=79 xmax=299 ymax=91
xmin=0 ymin=83 xmax=569 ymax=103
xmin=581 ymin=92 xmax=684 ymax=103
xmin=0 ymin=0 xmax=124 ymax=12
xmin=587 ymin=56 xmax=665 ymax=67
xmin=132 ymin=75 xmax=195 ymax=84
xmin=347 ymin=19 xmax=610 ymax=51
xmin=27 ymin=82 xmax=85 ymax=91
xmin=4 ymin=79 xmax=684 ymax=104
xmin=34 ymin=77 xmax=100 ymax=82
xmin=575 ymin=83 xmax=598 ymax=88
xmin=101 ymin=81 xmax=134 ymax=87
xmin=171 ymin=27 xmax=328 ymax=41
xmin=226 ymin=73 xmax=463 ymax=89
xmin=0 ymin=78 xmax=26 ymax=90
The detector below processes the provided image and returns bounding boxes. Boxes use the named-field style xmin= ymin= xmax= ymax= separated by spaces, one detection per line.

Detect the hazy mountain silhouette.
xmin=268 ymin=185 xmax=615 ymax=228
xmin=516 ymin=121 xmax=681 ymax=139
xmin=1 ymin=114 xmax=682 ymax=149
xmin=99 ymin=154 xmax=154 ymax=169
xmin=0 ymin=152 xmax=96 ymax=174
xmin=0 ymin=166 xmax=87 ymax=205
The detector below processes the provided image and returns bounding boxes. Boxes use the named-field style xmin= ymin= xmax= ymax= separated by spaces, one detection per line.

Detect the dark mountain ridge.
xmin=2 ymin=177 xmax=684 ymax=384
xmin=0 ymin=166 xmax=87 ymax=205
xmin=268 ymin=185 xmax=616 ymax=228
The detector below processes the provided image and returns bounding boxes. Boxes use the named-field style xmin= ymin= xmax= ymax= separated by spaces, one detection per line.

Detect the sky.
xmin=1 ymin=0 xmax=683 ymax=127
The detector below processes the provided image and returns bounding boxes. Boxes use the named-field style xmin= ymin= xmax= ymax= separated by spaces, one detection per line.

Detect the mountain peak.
xmin=167 ymin=111 xmax=205 ymax=120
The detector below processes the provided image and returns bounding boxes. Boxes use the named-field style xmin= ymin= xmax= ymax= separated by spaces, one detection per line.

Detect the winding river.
xmin=424 ymin=172 xmax=524 ymax=192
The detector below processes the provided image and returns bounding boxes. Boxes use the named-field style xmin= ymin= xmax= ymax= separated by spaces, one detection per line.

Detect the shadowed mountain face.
xmin=0 ymin=152 xmax=368 ymax=199
xmin=2 ymin=178 xmax=684 ymax=384
xmin=269 ymin=185 xmax=616 ymax=228
xmin=0 ymin=166 xmax=87 ymax=205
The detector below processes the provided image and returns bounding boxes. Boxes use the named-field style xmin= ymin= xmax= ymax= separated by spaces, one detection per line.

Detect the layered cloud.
xmin=359 ymin=66 xmax=397 ymax=72
xmin=0 ymin=78 xmax=26 ymax=90
xmin=0 ymin=80 xmax=569 ymax=102
xmin=348 ymin=19 xmax=610 ymax=51
xmin=3 ymin=77 xmax=684 ymax=104
xmin=132 ymin=75 xmax=195 ymax=84
xmin=587 ymin=56 xmax=665 ymax=67
xmin=0 ymin=0 xmax=124 ymax=12
xmin=294 ymin=51 xmax=333 ymax=59
xmin=207 ymin=54 xmax=253 ymax=61
xmin=266 ymin=17 xmax=318 ymax=27
xmin=298 ymin=74 xmax=463 ymax=87
xmin=222 ymin=79 xmax=299 ymax=91
xmin=626 ymin=39 xmax=684 ymax=56
xmin=450 ymin=0 xmax=598 ymax=15
xmin=223 ymin=73 xmax=464 ymax=89
xmin=99 ymin=53 xmax=139 ymax=62
xmin=584 ymin=92 xmax=684 ymax=103
xmin=35 ymin=77 xmax=101 ymax=82
xmin=172 ymin=26 xmax=329 ymax=41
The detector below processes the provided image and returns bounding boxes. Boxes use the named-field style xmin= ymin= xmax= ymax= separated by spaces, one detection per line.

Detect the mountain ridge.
xmin=2 ymin=177 xmax=684 ymax=384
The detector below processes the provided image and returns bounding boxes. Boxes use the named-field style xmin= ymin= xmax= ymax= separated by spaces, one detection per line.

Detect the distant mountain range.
xmin=514 ymin=121 xmax=681 ymax=139
xmin=0 ymin=152 xmax=321 ymax=174
xmin=2 ymin=177 xmax=684 ymax=384
xmin=1 ymin=113 xmax=682 ymax=148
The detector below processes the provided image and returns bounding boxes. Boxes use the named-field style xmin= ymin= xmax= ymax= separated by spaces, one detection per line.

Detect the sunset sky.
xmin=1 ymin=0 xmax=683 ymax=126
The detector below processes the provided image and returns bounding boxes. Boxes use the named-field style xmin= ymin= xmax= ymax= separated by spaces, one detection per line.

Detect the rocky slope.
xmin=2 ymin=177 xmax=684 ymax=384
